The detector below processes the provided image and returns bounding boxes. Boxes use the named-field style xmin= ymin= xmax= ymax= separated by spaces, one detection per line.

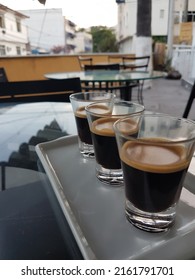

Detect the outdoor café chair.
xmin=183 ymin=80 xmax=195 ymax=119
xmin=0 ymin=77 xmax=82 ymax=103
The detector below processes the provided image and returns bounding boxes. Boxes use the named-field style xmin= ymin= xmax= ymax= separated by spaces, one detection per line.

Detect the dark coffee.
xmin=91 ymin=116 xmax=139 ymax=169
xmin=75 ymin=106 xmax=92 ymax=145
xmin=121 ymin=140 xmax=189 ymax=212
xmin=91 ymin=117 xmax=120 ymax=169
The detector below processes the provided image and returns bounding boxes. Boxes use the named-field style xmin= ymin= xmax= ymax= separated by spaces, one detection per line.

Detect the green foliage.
xmin=90 ymin=26 xmax=118 ymax=52
xmin=152 ymin=36 xmax=167 ymax=43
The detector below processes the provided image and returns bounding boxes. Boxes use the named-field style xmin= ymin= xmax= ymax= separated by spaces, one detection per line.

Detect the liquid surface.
xmin=91 ymin=117 xmax=118 ymax=136
xmin=116 ymin=118 xmax=138 ymax=135
xmin=121 ymin=139 xmax=189 ymax=173
xmin=75 ymin=106 xmax=86 ymax=118
xmin=87 ymin=104 xmax=111 ymax=115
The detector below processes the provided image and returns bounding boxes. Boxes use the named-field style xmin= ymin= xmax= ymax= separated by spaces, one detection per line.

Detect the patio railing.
xmin=172 ymin=45 xmax=195 ymax=86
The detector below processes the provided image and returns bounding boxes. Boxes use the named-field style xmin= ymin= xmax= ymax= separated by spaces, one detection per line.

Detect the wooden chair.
xmin=78 ymin=56 xmax=93 ymax=70
xmin=0 ymin=68 xmax=8 ymax=82
xmin=121 ymin=55 xmax=150 ymax=104
xmin=122 ymin=55 xmax=150 ymax=70
xmin=0 ymin=78 xmax=82 ymax=103
xmin=84 ymin=63 xmax=120 ymax=71
xmin=183 ymin=80 xmax=195 ymax=118
xmin=107 ymin=55 xmax=124 ymax=65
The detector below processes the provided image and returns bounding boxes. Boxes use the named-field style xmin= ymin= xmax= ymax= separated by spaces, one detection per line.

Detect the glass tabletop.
xmin=0 ymin=102 xmax=76 ymax=164
xmin=0 ymin=102 xmax=83 ymax=260
xmin=45 ymin=70 xmax=166 ymax=83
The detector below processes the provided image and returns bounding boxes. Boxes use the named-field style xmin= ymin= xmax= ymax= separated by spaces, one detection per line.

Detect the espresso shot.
xmin=86 ymin=100 xmax=144 ymax=185
xmin=70 ymin=92 xmax=114 ymax=158
xmin=75 ymin=106 xmax=92 ymax=145
xmin=121 ymin=141 xmax=189 ymax=213
xmin=91 ymin=117 xmax=121 ymax=170
xmin=114 ymin=114 xmax=195 ymax=232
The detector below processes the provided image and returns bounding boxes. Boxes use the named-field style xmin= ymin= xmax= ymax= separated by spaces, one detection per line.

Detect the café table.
xmin=44 ymin=70 xmax=166 ymax=101
xmin=1 ymin=101 xmax=195 ymax=260
xmin=0 ymin=101 xmax=83 ymax=260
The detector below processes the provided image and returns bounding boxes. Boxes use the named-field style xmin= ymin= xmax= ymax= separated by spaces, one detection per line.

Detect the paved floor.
xmin=132 ymin=78 xmax=195 ymax=120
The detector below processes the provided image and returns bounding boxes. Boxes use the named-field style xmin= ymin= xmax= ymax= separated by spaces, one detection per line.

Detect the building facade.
xmin=74 ymin=31 xmax=93 ymax=53
xmin=19 ymin=8 xmax=66 ymax=54
xmin=0 ymin=4 xmax=28 ymax=56
xmin=64 ymin=18 xmax=76 ymax=54
xmin=18 ymin=9 xmax=92 ymax=55
xmin=116 ymin=0 xmax=195 ymax=53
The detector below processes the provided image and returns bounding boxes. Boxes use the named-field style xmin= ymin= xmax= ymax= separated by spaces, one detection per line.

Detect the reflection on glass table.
xmin=0 ymin=102 xmax=83 ymax=260
xmin=0 ymin=102 xmax=76 ymax=172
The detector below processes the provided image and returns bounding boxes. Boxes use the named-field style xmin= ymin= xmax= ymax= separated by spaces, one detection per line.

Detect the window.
xmin=16 ymin=46 xmax=21 ymax=55
xmin=16 ymin=19 xmax=21 ymax=32
xmin=0 ymin=15 xmax=5 ymax=28
xmin=160 ymin=9 xmax=165 ymax=19
xmin=0 ymin=45 xmax=6 ymax=56
xmin=187 ymin=11 xmax=195 ymax=22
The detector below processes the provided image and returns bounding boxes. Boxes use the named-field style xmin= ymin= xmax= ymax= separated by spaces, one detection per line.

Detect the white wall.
xmin=117 ymin=0 xmax=169 ymax=53
xmin=0 ymin=9 xmax=28 ymax=55
xmin=152 ymin=0 xmax=169 ymax=35
xmin=117 ymin=2 xmax=136 ymax=40
xmin=20 ymin=9 xmax=66 ymax=52
xmin=74 ymin=32 xmax=92 ymax=53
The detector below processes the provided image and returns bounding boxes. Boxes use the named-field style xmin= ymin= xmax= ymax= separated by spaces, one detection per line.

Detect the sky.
xmin=0 ymin=0 xmax=118 ymax=28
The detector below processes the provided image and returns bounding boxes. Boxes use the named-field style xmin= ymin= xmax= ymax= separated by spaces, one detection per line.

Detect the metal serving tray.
xmin=36 ymin=135 xmax=195 ymax=260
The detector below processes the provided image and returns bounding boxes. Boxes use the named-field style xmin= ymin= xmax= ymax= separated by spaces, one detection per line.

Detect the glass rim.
xmin=85 ymin=100 xmax=145 ymax=117
xmin=114 ymin=113 xmax=195 ymax=145
xmin=69 ymin=91 xmax=114 ymax=101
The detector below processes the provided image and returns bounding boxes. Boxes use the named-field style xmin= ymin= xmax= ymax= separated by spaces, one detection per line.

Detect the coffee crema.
xmin=87 ymin=104 xmax=111 ymax=115
xmin=121 ymin=139 xmax=189 ymax=173
xmin=91 ymin=117 xmax=118 ymax=136
xmin=75 ymin=106 xmax=87 ymax=118
xmin=116 ymin=118 xmax=138 ymax=136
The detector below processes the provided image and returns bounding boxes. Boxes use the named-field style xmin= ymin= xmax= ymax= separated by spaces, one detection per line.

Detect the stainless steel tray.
xmin=36 ymin=135 xmax=195 ymax=260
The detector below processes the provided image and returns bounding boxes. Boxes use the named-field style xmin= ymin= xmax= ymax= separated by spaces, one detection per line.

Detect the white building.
xmin=116 ymin=0 xmax=195 ymax=53
xmin=74 ymin=31 xmax=93 ymax=53
xmin=116 ymin=0 xmax=169 ymax=53
xmin=19 ymin=9 xmax=91 ymax=54
xmin=19 ymin=8 xmax=66 ymax=54
xmin=0 ymin=5 xmax=91 ymax=56
xmin=64 ymin=17 xmax=76 ymax=54
xmin=0 ymin=4 xmax=28 ymax=56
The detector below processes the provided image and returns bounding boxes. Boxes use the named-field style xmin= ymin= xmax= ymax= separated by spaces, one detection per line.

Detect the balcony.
xmin=0 ymin=53 xmax=122 ymax=81
xmin=0 ymin=52 xmax=192 ymax=120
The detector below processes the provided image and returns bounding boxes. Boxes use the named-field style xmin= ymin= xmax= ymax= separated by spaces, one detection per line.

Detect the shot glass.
xmin=69 ymin=92 xmax=114 ymax=158
xmin=114 ymin=114 xmax=195 ymax=232
xmin=85 ymin=100 xmax=144 ymax=185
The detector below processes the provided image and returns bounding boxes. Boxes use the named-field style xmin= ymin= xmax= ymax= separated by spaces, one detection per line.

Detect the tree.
xmin=134 ymin=0 xmax=152 ymax=70
xmin=183 ymin=0 xmax=189 ymax=22
xmin=90 ymin=26 xmax=118 ymax=52
xmin=137 ymin=0 xmax=151 ymax=37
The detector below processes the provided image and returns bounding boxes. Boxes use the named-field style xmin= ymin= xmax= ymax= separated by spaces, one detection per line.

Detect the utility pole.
xmin=183 ymin=0 xmax=189 ymax=22
xmin=167 ymin=0 xmax=175 ymax=60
